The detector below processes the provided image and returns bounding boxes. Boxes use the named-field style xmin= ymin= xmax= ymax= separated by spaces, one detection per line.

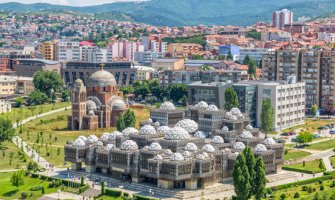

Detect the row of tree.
xmin=116 ymin=109 xmax=136 ymax=131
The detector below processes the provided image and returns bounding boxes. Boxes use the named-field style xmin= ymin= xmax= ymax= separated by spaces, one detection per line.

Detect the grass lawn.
xmin=329 ymin=156 xmax=335 ymax=167
xmin=282 ymin=159 xmax=326 ymax=173
xmin=0 ymin=102 xmax=70 ymax=122
xmin=305 ymin=139 xmax=335 ymax=151
xmin=0 ymin=141 xmax=29 ymax=170
xmin=284 ymin=149 xmax=311 ymax=161
xmin=0 ymin=172 xmax=76 ymax=200
xmin=280 ymin=119 xmax=335 ymax=133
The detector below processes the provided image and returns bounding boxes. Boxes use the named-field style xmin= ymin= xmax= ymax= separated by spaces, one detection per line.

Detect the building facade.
xmin=0 ymin=99 xmax=11 ymax=113
xmin=13 ymin=59 xmax=61 ymax=77
xmin=151 ymin=59 xmax=185 ymax=71
xmin=272 ymin=9 xmax=293 ymax=29
xmin=167 ymin=43 xmax=203 ymax=58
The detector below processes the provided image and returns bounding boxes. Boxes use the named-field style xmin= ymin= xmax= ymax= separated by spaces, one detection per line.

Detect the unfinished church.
xmin=64 ymin=101 xmax=284 ymax=190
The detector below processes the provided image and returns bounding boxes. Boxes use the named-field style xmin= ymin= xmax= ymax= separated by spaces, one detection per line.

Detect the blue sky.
xmin=0 ymin=0 xmax=145 ymax=6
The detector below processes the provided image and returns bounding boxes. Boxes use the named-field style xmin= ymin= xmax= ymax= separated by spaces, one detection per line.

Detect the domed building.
xmin=68 ymin=70 xmax=128 ymax=130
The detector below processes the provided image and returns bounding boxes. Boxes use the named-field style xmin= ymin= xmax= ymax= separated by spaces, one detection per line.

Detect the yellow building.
xmin=167 ymin=43 xmax=203 ymax=58
xmin=0 ymin=76 xmax=17 ymax=95
xmin=151 ymin=59 xmax=185 ymax=71
xmin=0 ymin=76 xmax=34 ymax=96
xmin=16 ymin=77 xmax=34 ymax=95
xmin=41 ymin=41 xmax=56 ymax=61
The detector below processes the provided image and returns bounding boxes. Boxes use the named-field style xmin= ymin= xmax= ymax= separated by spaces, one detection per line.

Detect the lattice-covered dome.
xmin=164 ymin=149 xmax=173 ymax=156
xmin=100 ymin=133 xmax=110 ymax=141
xmin=206 ymin=105 xmax=219 ymax=112
xmin=202 ymin=152 xmax=209 ymax=157
xmin=183 ymin=151 xmax=192 ymax=157
xmin=77 ymin=136 xmax=87 ymax=141
xmin=96 ymin=141 xmax=103 ymax=146
xmin=157 ymin=126 xmax=170 ymax=135
xmin=122 ymin=127 xmax=139 ymax=136
xmin=154 ymin=155 xmax=163 ymax=160
xmin=153 ymin=122 xmax=160 ymax=127
xmin=240 ymin=131 xmax=253 ymax=139
xmin=86 ymin=100 xmax=97 ymax=111
xmin=74 ymin=138 xmax=86 ymax=146
xmin=212 ymin=136 xmax=224 ymax=144
xmin=175 ymin=119 xmax=198 ymax=133
xmin=264 ymin=138 xmax=276 ymax=145
xmin=164 ymin=127 xmax=191 ymax=140
xmin=170 ymin=153 xmax=184 ymax=161
xmin=140 ymin=125 xmax=156 ymax=135
xmin=87 ymin=135 xmax=99 ymax=144
xmin=185 ymin=143 xmax=198 ymax=151
xmin=221 ymin=126 xmax=229 ymax=132
xmin=231 ymin=108 xmax=241 ymax=115
xmin=108 ymin=131 xmax=123 ymax=140
xmin=202 ymin=144 xmax=215 ymax=153
xmin=245 ymin=125 xmax=253 ymax=130
xmin=233 ymin=142 xmax=246 ymax=150
xmin=106 ymin=144 xmax=115 ymax=151
xmin=255 ymin=144 xmax=267 ymax=152
xmin=147 ymin=118 xmax=153 ymax=123
xmin=159 ymin=102 xmax=175 ymax=111
xmin=121 ymin=140 xmax=138 ymax=150
xmin=149 ymin=143 xmax=162 ymax=151
xmin=194 ymin=131 xmax=207 ymax=138
xmin=195 ymin=101 xmax=209 ymax=108
xmin=196 ymin=153 xmax=206 ymax=160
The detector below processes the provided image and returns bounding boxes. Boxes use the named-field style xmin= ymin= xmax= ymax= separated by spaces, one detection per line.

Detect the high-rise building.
xmin=40 ymin=41 xmax=56 ymax=61
xmin=272 ymin=9 xmax=293 ymax=29
xmin=55 ymin=41 xmax=80 ymax=62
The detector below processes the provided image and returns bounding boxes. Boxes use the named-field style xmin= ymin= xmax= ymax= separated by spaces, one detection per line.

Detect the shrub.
xmin=133 ymin=194 xmax=158 ymax=200
xmin=21 ymin=192 xmax=28 ymax=199
xmin=294 ymin=192 xmax=300 ymax=198
xmin=41 ymin=186 xmax=45 ymax=194
xmin=105 ymin=189 xmax=122 ymax=197
xmin=272 ymin=175 xmax=332 ymax=190
xmin=124 ymin=192 xmax=129 ymax=197
xmin=308 ymin=186 xmax=313 ymax=193
xmin=280 ymin=194 xmax=286 ymax=200
xmin=318 ymin=180 xmax=323 ymax=184
xmin=79 ymin=185 xmax=89 ymax=193
xmin=266 ymin=188 xmax=273 ymax=194
xmin=31 ymin=173 xmax=39 ymax=178
xmin=29 ymin=186 xmax=44 ymax=191
xmin=320 ymin=184 xmax=324 ymax=191
xmin=330 ymin=181 xmax=335 ymax=188
xmin=302 ymin=185 xmax=308 ymax=191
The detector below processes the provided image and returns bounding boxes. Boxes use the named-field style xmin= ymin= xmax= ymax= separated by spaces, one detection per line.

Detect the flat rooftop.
xmin=15 ymin=59 xmax=59 ymax=65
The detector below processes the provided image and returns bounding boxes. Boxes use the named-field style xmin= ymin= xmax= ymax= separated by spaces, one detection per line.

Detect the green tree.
xmin=218 ymin=55 xmax=226 ymax=60
xmin=61 ymin=90 xmax=71 ymax=102
xmin=0 ymin=117 xmax=14 ymax=144
xmin=254 ymin=157 xmax=266 ymax=200
xmin=15 ymin=97 xmax=25 ymax=108
xmin=101 ymin=181 xmax=105 ymax=195
xmin=10 ymin=169 xmax=25 ymax=189
xmin=311 ymin=104 xmax=318 ymax=117
xmin=133 ymin=81 xmax=150 ymax=99
xmin=248 ymin=59 xmax=257 ymax=78
xmin=168 ymin=83 xmax=188 ymax=103
xmin=33 ymin=71 xmax=63 ymax=96
xmin=181 ymin=95 xmax=188 ymax=106
xmin=243 ymin=55 xmax=250 ymax=65
xmin=233 ymin=153 xmax=250 ymax=200
xmin=319 ymin=159 xmax=325 ymax=170
xmin=28 ymin=90 xmax=49 ymax=105
xmin=80 ymin=176 xmax=84 ymax=187
xmin=192 ymin=54 xmax=202 ymax=60
xmin=243 ymin=147 xmax=256 ymax=197
xmin=227 ymin=50 xmax=233 ymax=60
xmin=296 ymin=130 xmax=314 ymax=146
xmin=124 ymin=109 xmax=136 ymax=128
xmin=224 ymin=86 xmax=239 ymax=111
xmin=120 ymin=86 xmax=135 ymax=96
xmin=260 ymin=98 xmax=274 ymax=138
xmin=116 ymin=113 xmax=125 ymax=131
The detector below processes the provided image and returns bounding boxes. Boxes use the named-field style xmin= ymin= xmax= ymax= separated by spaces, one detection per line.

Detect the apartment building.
xmin=320 ymin=51 xmax=335 ymax=112
xmin=134 ymin=66 xmax=156 ymax=81
xmin=272 ymin=9 xmax=293 ymax=29
xmin=239 ymin=48 xmax=275 ymax=64
xmin=151 ymin=59 xmax=185 ymax=70
xmin=167 ymin=43 xmax=203 ymax=58
xmin=40 ymin=41 xmax=56 ymax=61
xmin=233 ymin=83 xmax=257 ymax=126
xmin=55 ymin=41 xmax=80 ymax=62
xmin=0 ymin=76 xmax=16 ymax=95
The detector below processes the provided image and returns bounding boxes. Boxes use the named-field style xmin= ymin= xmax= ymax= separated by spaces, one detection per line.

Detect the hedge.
xmin=281 ymin=166 xmax=325 ymax=174
xmin=79 ymin=185 xmax=89 ymax=193
xmin=271 ymin=175 xmax=334 ymax=191
xmin=133 ymin=194 xmax=158 ymax=200
xmin=105 ymin=189 xmax=122 ymax=197
xmin=30 ymin=173 xmax=80 ymax=188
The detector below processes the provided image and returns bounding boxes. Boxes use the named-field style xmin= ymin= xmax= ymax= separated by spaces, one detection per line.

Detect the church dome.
xmin=112 ymin=100 xmax=127 ymax=111
xmin=75 ymin=79 xmax=84 ymax=86
xmin=87 ymin=70 xmax=117 ymax=87
xmin=86 ymin=100 xmax=97 ymax=111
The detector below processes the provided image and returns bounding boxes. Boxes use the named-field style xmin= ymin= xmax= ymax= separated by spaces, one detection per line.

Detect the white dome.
xmin=195 ymin=101 xmax=209 ymax=108
xmin=175 ymin=119 xmax=198 ymax=133
xmin=185 ymin=143 xmax=198 ymax=151
xmin=221 ymin=126 xmax=229 ymax=132
xmin=157 ymin=126 xmax=170 ymax=135
xmin=74 ymin=138 xmax=86 ymax=146
xmin=153 ymin=122 xmax=160 ymax=127
xmin=170 ymin=153 xmax=184 ymax=161
xmin=154 ymin=155 xmax=163 ymax=160
xmin=194 ymin=131 xmax=207 ymax=138
xmin=165 ymin=127 xmax=191 ymax=140
xmin=264 ymin=137 xmax=276 ymax=145
xmin=202 ymin=144 xmax=215 ymax=153
xmin=238 ymin=113 xmax=245 ymax=119
xmin=233 ymin=142 xmax=246 ymax=150
xmin=206 ymin=105 xmax=219 ymax=112
xmin=87 ymin=135 xmax=99 ymax=144
xmin=121 ymin=140 xmax=138 ymax=150
xmin=88 ymin=110 xmax=95 ymax=116
xmin=202 ymin=152 xmax=209 ymax=157
xmin=231 ymin=108 xmax=241 ymax=115
xmin=255 ymin=144 xmax=268 ymax=152
xmin=246 ymin=125 xmax=253 ymax=130
xmin=96 ymin=141 xmax=103 ymax=146
xmin=183 ymin=151 xmax=192 ymax=157
xmin=106 ymin=144 xmax=115 ymax=151
xmin=108 ymin=131 xmax=123 ymax=140
xmin=100 ymin=133 xmax=110 ymax=141
xmin=164 ymin=149 xmax=173 ymax=156
xmin=140 ymin=125 xmax=157 ymax=135
xmin=149 ymin=142 xmax=162 ymax=151
xmin=147 ymin=118 xmax=153 ymax=123
xmin=230 ymin=115 xmax=238 ymax=120
xmin=159 ymin=102 xmax=175 ymax=111
xmin=86 ymin=100 xmax=97 ymax=111
xmin=122 ymin=127 xmax=139 ymax=135
xmin=196 ymin=154 xmax=206 ymax=160
xmin=77 ymin=136 xmax=87 ymax=141
xmin=212 ymin=136 xmax=224 ymax=144
xmin=240 ymin=131 xmax=253 ymax=139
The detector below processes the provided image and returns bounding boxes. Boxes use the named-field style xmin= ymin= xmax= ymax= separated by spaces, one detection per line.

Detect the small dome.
xmin=164 ymin=127 xmax=191 ymax=140
xmin=122 ymin=127 xmax=139 ymax=135
xmin=175 ymin=119 xmax=198 ymax=133
xmin=255 ymin=144 xmax=267 ymax=152
xmin=231 ymin=108 xmax=241 ymax=115
xmin=195 ymin=101 xmax=208 ymax=108
xmin=246 ymin=125 xmax=253 ymax=130
xmin=159 ymin=102 xmax=175 ymax=111
xmin=87 ymin=70 xmax=117 ymax=87
xmin=87 ymin=135 xmax=98 ymax=144
xmin=147 ymin=118 xmax=153 ymax=123
xmin=74 ymin=138 xmax=86 ymax=146
xmin=264 ymin=138 xmax=276 ymax=145
xmin=194 ymin=131 xmax=207 ymax=138
xmin=183 ymin=151 xmax=192 ymax=157
xmin=108 ymin=131 xmax=123 ymax=140
xmin=221 ymin=126 xmax=229 ymax=132
xmin=77 ymin=136 xmax=87 ymax=141
xmin=157 ymin=126 xmax=170 ymax=135
xmin=140 ymin=125 xmax=156 ymax=135
xmin=96 ymin=141 xmax=103 ymax=146
xmin=185 ymin=143 xmax=198 ymax=151
xmin=154 ymin=155 xmax=163 ymax=160
xmin=202 ymin=152 xmax=209 ymax=157
xmin=153 ymin=121 xmax=160 ymax=127
xmin=149 ymin=143 xmax=162 ymax=151
xmin=212 ymin=136 xmax=224 ymax=144
xmin=196 ymin=153 xmax=206 ymax=160
xmin=100 ymin=133 xmax=110 ymax=141
xmin=112 ymin=100 xmax=127 ymax=111
xmin=202 ymin=144 xmax=215 ymax=153
xmin=164 ymin=149 xmax=173 ymax=156
xmin=240 ymin=131 xmax=253 ymax=139
xmin=170 ymin=153 xmax=184 ymax=161
xmin=86 ymin=100 xmax=97 ymax=111
xmin=75 ymin=79 xmax=84 ymax=86
xmin=121 ymin=140 xmax=138 ymax=150
xmin=206 ymin=105 xmax=219 ymax=112
xmin=88 ymin=110 xmax=95 ymax=116
xmin=106 ymin=144 xmax=115 ymax=151
xmin=233 ymin=142 xmax=246 ymax=150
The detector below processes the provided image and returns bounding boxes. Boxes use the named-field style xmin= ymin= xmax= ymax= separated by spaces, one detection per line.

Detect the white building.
xmin=239 ymin=48 xmax=275 ymax=64
xmin=107 ymin=41 xmax=144 ymax=62
xmin=273 ymin=9 xmax=294 ymax=29
xmin=135 ymin=51 xmax=164 ymax=64
xmin=134 ymin=66 xmax=156 ymax=81
xmin=55 ymin=41 xmax=80 ymax=62
xmin=318 ymin=32 xmax=335 ymax=43
xmin=0 ymin=99 xmax=11 ymax=113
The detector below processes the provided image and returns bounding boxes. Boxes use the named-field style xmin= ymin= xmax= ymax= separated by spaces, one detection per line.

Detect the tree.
xmin=15 ymin=97 xmax=25 ymax=108
xmin=243 ymin=147 xmax=256 ymax=197
xmin=311 ymin=104 xmax=318 ymax=117
xmin=254 ymin=157 xmax=266 ymax=200
xmin=168 ymin=83 xmax=188 ymax=103
xmin=296 ymin=130 xmax=314 ymax=146
xmin=0 ymin=117 xmax=14 ymax=144
xmin=28 ymin=90 xmax=49 ymax=105
xmin=319 ymin=159 xmax=325 ymax=170
xmin=224 ymin=86 xmax=239 ymax=111
xmin=243 ymin=55 xmax=250 ymax=65
xmin=116 ymin=113 xmax=125 ymax=131
xmin=227 ymin=50 xmax=233 ymax=60
xmin=233 ymin=153 xmax=250 ymax=200
xmin=80 ymin=176 xmax=84 ymax=187
xmin=61 ymin=90 xmax=71 ymax=102
xmin=133 ymin=81 xmax=150 ymax=99
xmin=181 ymin=95 xmax=188 ymax=106
xmin=120 ymin=86 xmax=135 ymax=96
xmin=218 ymin=55 xmax=226 ymax=60
xmin=10 ymin=169 xmax=25 ymax=189
xmin=124 ymin=109 xmax=136 ymax=128
xmin=248 ymin=59 xmax=257 ymax=78
xmin=101 ymin=181 xmax=105 ymax=195
xmin=33 ymin=71 xmax=63 ymax=96
xmin=260 ymin=98 xmax=274 ymax=138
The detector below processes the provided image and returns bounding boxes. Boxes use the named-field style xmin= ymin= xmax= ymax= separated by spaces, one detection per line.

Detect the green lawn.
xmin=0 ymin=102 xmax=70 ymax=122
xmin=0 ymin=141 xmax=29 ymax=170
xmin=280 ymin=119 xmax=335 ymax=133
xmin=305 ymin=139 xmax=335 ymax=151
xmin=282 ymin=159 xmax=326 ymax=174
xmin=284 ymin=149 xmax=311 ymax=161
xmin=329 ymin=156 xmax=335 ymax=167
xmin=0 ymin=172 xmax=76 ymax=200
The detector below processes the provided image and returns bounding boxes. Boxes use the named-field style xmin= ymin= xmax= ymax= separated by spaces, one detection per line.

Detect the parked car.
xmin=291 ymin=138 xmax=301 ymax=143
xmin=313 ymin=134 xmax=321 ymax=139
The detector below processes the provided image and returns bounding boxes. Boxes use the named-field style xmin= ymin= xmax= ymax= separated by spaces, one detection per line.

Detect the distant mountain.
xmin=1 ymin=0 xmax=335 ymax=26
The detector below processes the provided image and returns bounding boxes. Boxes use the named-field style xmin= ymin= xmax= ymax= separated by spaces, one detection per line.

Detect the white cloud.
xmin=0 ymin=0 xmax=145 ymax=6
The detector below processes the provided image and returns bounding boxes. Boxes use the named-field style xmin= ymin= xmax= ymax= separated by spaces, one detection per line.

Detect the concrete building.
xmin=0 ymin=50 xmax=33 ymax=71
xmin=284 ymin=23 xmax=306 ymax=34
xmin=16 ymin=76 xmax=34 ymax=95
xmin=233 ymin=83 xmax=257 ymax=126
xmin=167 ymin=43 xmax=203 ymax=58
xmin=13 ymin=59 xmax=61 ymax=77
xmin=318 ymin=32 xmax=335 ymax=43
xmin=62 ymin=61 xmax=136 ymax=86
xmin=239 ymin=48 xmax=275 ymax=64
xmin=272 ymin=9 xmax=293 ymax=29
xmin=0 ymin=98 xmax=11 ymax=113
xmin=184 ymin=60 xmax=226 ymax=69
xmin=135 ymin=51 xmax=164 ymax=64
xmin=151 ymin=59 xmax=184 ymax=71
xmin=0 ymin=76 xmax=16 ymax=95
xmin=40 ymin=41 xmax=56 ymax=61
xmin=134 ymin=66 xmax=156 ymax=81
xmin=55 ymin=41 xmax=80 ymax=62
xmin=0 ymin=75 xmax=34 ymax=95
xmin=218 ymin=45 xmax=240 ymax=61
xmin=107 ymin=41 xmax=144 ymax=62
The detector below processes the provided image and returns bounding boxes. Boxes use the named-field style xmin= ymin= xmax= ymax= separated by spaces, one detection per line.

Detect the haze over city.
xmin=0 ymin=0 xmax=144 ymax=6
